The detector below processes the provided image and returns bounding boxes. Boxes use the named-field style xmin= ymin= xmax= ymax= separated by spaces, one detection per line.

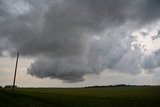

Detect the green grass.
xmin=0 ymin=86 xmax=160 ymax=107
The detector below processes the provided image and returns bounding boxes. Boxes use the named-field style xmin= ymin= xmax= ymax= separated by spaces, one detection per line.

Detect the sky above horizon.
xmin=0 ymin=0 xmax=160 ymax=87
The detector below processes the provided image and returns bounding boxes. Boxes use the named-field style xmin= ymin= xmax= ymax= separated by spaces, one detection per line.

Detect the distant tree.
xmin=5 ymin=85 xmax=17 ymax=88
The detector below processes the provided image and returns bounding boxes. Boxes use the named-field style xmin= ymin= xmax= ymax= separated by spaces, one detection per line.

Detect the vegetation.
xmin=0 ymin=86 xmax=160 ymax=107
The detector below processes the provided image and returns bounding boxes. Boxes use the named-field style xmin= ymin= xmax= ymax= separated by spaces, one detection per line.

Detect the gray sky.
xmin=0 ymin=0 xmax=160 ymax=87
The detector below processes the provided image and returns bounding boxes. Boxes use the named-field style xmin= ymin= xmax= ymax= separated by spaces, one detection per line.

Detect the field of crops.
xmin=0 ymin=86 xmax=160 ymax=107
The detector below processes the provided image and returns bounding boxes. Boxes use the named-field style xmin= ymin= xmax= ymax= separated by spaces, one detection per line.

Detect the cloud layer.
xmin=0 ymin=0 xmax=160 ymax=82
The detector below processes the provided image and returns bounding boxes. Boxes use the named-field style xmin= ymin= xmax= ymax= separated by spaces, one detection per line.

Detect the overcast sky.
xmin=0 ymin=0 xmax=160 ymax=87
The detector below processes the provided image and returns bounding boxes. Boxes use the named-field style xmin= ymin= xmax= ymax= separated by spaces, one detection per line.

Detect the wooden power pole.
xmin=12 ymin=52 xmax=19 ymax=95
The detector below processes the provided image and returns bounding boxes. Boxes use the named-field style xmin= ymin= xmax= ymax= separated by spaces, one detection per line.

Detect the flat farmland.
xmin=0 ymin=86 xmax=160 ymax=107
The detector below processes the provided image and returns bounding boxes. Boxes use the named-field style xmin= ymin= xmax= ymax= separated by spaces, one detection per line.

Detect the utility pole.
xmin=12 ymin=52 xmax=19 ymax=95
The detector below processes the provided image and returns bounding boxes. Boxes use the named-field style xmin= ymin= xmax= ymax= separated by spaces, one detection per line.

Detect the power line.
xmin=54 ymin=0 xmax=95 ymax=31
xmin=51 ymin=0 xmax=81 ymax=29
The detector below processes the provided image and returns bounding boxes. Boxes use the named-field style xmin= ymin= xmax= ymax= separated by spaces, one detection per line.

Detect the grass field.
xmin=0 ymin=86 xmax=160 ymax=107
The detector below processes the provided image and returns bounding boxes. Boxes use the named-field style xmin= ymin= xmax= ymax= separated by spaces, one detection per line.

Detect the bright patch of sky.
xmin=3 ymin=0 xmax=31 ymax=15
xmin=132 ymin=21 xmax=160 ymax=55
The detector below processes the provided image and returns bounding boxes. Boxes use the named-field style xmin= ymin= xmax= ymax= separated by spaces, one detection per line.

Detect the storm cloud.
xmin=0 ymin=0 xmax=160 ymax=82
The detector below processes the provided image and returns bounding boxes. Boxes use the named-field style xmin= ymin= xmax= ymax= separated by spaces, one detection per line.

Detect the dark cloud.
xmin=0 ymin=0 xmax=160 ymax=82
xmin=140 ymin=0 xmax=160 ymax=23
xmin=27 ymin=56 xmax=92 ymax=83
